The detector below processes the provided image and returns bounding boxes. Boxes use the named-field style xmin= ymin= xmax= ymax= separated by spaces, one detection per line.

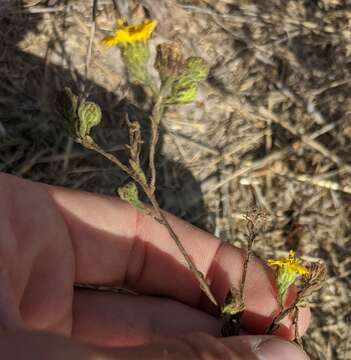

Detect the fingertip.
xmin=222 ymin=335 xmax=310 ymax=360
xmin=297 ymin=305 xmax=311 ymax=336
xmin=273 ymin=304 xmax=311 ymax=340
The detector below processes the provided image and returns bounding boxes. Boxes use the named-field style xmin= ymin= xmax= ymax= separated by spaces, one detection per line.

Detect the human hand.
xmin=0 ymin=173 xmax=310 ymax=359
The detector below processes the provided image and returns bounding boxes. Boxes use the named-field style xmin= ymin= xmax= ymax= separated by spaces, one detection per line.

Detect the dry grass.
xmin=1 ymin=0 xmax=350 ymax=359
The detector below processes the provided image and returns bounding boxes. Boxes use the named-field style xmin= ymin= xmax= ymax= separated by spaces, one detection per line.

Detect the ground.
xmin=0 ymin=0 xmax=350 ymax=359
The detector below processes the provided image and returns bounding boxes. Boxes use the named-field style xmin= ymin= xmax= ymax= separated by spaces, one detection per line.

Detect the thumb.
xmin=104 ymin=333 xmax=310 ymax=360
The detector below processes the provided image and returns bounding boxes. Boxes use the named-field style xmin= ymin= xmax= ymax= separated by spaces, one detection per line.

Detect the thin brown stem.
xmin=79 ymin=137 xmax=218 ymax=307
xmin=266 ymin=305 xmax=293 ymax=335
xmin=78 ymin=138 xmax=135 ymax=181
xmin=148 ymin=80 xmax=172 ymax=193
xmin=148 ymin=96 xmax=163 ymax=193
xmin=149 ymin=93 xmax=164 ymax=193
xmin=239 ymin=224 xmax=256 ymax=300
xmin=221 ymin=216 xmax=257 ymax=336
xmin=145 ymin=189 xmax=218 ymax=307
xmin=144 ymin=82 xmax=218 ymax=307
xmin=239 ymin=251 xmax=251 ymax=300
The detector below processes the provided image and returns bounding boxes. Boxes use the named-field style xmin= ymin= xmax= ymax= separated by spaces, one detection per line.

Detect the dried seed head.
xmin=154 ymin=42 xmax=185 ymax=82
xmin=297 ymin=261 xmax=327 ymax=307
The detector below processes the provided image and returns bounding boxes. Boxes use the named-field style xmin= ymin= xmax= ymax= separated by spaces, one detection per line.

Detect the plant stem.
xmin=266 ymin=305 xmax=293 ymax=334
xmin=239 ymin=229 xmax=255 ymax=300
xmin=148 ymin=79 xmax=173 ymax=193
xmin=148 ymin=95 xmax=163 ymax=193
xmin=79 ymin=138 xmax=136 ymax=182
xmin=145 ymin=83 xmax=218 ymax=307
xmin=79 ymin=137 xmax=218 ymax=308
xmin=144 ymin=188 xmax=218 ymax=307
xmin=144 ymin=77 xmax=159 ymax=98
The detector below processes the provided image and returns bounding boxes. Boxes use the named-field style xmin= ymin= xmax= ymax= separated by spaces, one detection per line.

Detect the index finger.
xmin=2 ymin=175 xmax=309 ymax=338
xmin=47 ymin=181 xmax=310 ymax=339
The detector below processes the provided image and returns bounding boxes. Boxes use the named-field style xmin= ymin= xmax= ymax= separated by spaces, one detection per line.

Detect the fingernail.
xmin=255 ymin=338 xmax=309 ymax=360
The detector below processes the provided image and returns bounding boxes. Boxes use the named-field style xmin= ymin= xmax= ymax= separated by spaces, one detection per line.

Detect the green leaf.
xmin=118 ymin=182 xmax=145 ymax=210
xmin=129 ymin=159 xmax=147 ymax=185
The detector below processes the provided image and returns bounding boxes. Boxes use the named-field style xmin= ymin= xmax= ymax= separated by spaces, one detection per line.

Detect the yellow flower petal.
xmin=102 ymin=19 xmax=158 ymax=48
xmin=101 ymin=35 xmax=119 ymax=47
xmin=267 ymin=250 xmax=309 ymax=276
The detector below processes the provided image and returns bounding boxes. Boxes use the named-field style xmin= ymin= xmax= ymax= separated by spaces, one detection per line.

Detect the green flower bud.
xmin=167 ymin=82 xmax=198 ymax=105
xmin=184 ymin=56 xmax=209 ymax=82
xmin=77 ymin=101 xmax=102 ymax=139
xmin=164 ymin=56 xmax=208 ymax=105
xmin=56 ymin=87 xmax=103 ymax=142
xmin=165 ymin=74 xmax=198 ymax=105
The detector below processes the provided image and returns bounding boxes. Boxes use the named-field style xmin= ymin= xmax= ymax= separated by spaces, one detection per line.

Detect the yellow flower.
xmin=102 ymin=19 xmax=157 ymax=48
xmin=268 ymin=250 xmax=309 ymax=276
xmin=267 ymin=250 xmax=309 ymax=305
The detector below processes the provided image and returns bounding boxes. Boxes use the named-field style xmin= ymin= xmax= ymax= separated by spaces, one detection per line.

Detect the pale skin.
xmin=0 ymin=173 xmax=310 ymax=359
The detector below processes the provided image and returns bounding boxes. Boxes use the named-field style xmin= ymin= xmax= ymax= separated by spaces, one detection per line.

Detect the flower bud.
xmin=185 ymin=56 xmax=209 ymax=81
xmin=165 ymin=76 xmax=198 ymax=105
xmin=164 ymin=56 xmax=209 ymax=105
xmin=77 ymin=101 xmax=102 ymax=139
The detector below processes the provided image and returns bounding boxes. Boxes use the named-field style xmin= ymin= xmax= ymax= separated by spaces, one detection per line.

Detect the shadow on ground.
xmin=0 ymin=1 xmax=210 ymax=230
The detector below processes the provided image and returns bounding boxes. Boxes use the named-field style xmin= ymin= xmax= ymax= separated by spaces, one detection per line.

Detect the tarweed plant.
xmin=55 ymin=16 xmax=326 ymax=350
